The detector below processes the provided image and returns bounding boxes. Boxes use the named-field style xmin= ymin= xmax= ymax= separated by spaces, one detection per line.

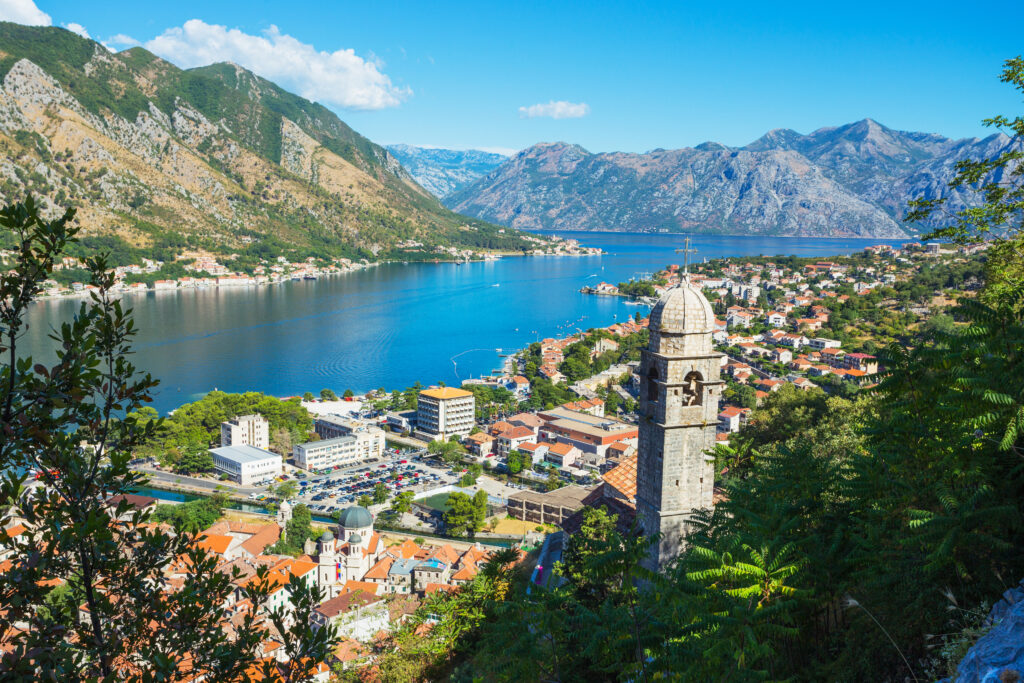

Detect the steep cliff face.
xmin=0 ymin=23 xmax=522 ymax=258
xmin=745 ymin=118 xmax=1018 ymax=226
xmin=446 ymin=119 xmax=1017 ymax=237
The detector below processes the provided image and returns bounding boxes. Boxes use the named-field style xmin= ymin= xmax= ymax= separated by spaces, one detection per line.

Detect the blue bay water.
xmin=22 ymin=231 xmax=906 ymax=415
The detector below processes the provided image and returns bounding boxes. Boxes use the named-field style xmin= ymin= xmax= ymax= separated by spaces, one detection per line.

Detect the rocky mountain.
xmin=385 ymin=144 xmax=508 ymax=198
xmin=0 ymin=23 xmax=534 ymax=261
xmin=446 ymin=119 xmax=1018 ymax=238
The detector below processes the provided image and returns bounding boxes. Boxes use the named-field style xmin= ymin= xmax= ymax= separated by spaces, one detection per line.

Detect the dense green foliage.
xmin=268 ymin=504 xmax=315 ymax=556
xmin=442 ymin=490 xmax=489 ymax=537
xmin=151 ymin=494 xmax=227 ymax=534
xmin=128 ymin=390 xmax=312 ymax=469
xmin=0 ymin=196 xmax=335 ymax=680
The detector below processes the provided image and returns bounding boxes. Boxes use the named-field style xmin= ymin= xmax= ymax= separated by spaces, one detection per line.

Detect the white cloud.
xmin=104 ymin=33 xmax=140 ymax=49
xmin=63 ymin=22 xmax=89 ymax=39
xmin=0 ymin=0 xmax=51 ymax=26
xmin=518 ymin=100 xmax=590 ymax=120
xmin=144 ymin=20 xmax=409 ymax=110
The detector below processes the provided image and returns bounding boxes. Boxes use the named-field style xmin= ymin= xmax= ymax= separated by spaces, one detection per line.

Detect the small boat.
xmin=303 ymin=274 xmax=317 ymax=281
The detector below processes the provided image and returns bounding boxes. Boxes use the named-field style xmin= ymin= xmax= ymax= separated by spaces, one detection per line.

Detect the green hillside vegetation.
xmin=128 ymin=391 xmax=314 ymax=472
xmin=0 ymin=23 xmax=544 ymax=264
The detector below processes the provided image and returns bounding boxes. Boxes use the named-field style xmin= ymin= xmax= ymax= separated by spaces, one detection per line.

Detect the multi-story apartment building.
xmin=293 ymin=436 xmax=364 ymax=472
xmin=416 ymin=388 xmax=475 ymax=441
xmin=220 ymin=414 xmax=270 ymax=450
xmin=312 ymin=415 xmax=385 ymax=462
xmin=807 ymin=337 xmax=842 ymax=351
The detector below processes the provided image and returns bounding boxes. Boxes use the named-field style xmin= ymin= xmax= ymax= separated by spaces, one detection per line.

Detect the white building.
xmin=294 ymin=436 xmax=362 ymax=472
xmin=416 ymin=388 xmax=475 ymax=441
xmin=220 ymin=414 xmax=270 ymax=450
xmin=312 ymin=415 xmax=385 ymax=462
xmin=807 ymin=337 xmax=842 ymax=351
xmin=210 ymin=444 xmax=281 ymax=485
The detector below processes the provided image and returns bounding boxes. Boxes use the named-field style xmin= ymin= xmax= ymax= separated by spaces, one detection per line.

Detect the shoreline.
xmin=528 ymin=228 xmax=917 ymax=241
xmin=31 ymin=247 xmax=603 ymax=304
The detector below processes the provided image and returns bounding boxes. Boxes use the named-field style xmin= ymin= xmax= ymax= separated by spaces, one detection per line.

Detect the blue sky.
xmin=6 ymin=0 xmax=1023 ymax=154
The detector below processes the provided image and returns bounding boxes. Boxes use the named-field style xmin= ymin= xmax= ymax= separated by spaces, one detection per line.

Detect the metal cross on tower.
xmin=675 ymin=236 xmax=698 ymax=275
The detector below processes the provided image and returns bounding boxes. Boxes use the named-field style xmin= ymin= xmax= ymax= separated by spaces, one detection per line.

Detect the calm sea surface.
xmin=22 ymin=231 xmax=906 ymax=414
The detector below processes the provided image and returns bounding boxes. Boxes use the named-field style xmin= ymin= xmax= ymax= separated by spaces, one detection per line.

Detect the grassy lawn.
xmin=418 ymin=493 xmax=456 ymax=513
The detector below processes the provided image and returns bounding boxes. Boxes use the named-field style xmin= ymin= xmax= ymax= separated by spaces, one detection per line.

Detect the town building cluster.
xmin=0 ymin=495 xmax=522 ymax=677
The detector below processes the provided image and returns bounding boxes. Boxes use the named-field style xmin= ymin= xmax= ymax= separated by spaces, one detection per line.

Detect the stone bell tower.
xmin=636 ymin=276 xmax=723 ymax=572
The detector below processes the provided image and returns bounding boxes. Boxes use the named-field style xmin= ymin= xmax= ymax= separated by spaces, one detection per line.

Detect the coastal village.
xmin=0 ymin=234 xmax=600 ymax=300
xmin=0 ymin=238 xmax=991 ymax=678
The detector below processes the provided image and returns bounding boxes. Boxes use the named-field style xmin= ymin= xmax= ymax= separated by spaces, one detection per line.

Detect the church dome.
xmin=319 ymin=529 xmax=334 ymax=543
xmin=648 ymin=280 xmax=715 ymax=334
xmin=348 ymin=532 xmax=363 ymax=545
xmin=337 ymin=505 xmax=373 ymax=530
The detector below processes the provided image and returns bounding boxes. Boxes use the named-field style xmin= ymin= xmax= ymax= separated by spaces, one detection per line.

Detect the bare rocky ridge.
xmin=445 ymin=119 xmax=1018 ymax=237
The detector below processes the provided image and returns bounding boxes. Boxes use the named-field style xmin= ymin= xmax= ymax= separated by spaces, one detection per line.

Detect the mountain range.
xmin=440 ymin=119 xmax=1016 ymax=238
xmin=0 ymin=24 xmax=535 ymax=262
xmin=385 ymin=145 xmax=508 ymax=198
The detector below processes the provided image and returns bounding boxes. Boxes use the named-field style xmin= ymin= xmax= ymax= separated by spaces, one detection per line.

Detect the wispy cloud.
xmin=105 ymin=33 xmax=141 ymax=49
xmin=144 ymin=20 xmax=410 ymax=110
xmin=63 ymin=22 xmax=89 ymax=39
xmin=0 ymin=0 xmax=51 ymax=26
xmin=518 ymin=100 xmax=590 ymax=120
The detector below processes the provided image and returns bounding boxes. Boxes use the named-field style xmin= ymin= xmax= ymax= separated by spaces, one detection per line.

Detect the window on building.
xmin=682 ymin=371 xmax=703 ymax=406
xmin=647 ymin=366 xmax=659 ymax=402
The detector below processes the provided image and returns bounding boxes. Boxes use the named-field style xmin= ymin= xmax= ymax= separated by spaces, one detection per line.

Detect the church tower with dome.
xmin=306 ymin=505 xmax=383 ymax=598
xmin=636 ymin=275 xmax=723 ymax=571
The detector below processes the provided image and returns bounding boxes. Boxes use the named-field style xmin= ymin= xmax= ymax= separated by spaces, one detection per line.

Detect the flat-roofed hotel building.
xmin=416 ymin=388 xmax=475 ymax=441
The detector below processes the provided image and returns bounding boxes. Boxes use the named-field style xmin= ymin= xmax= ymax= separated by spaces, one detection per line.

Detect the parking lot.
xmin=284 ymin=448 xmax=461 ymax=515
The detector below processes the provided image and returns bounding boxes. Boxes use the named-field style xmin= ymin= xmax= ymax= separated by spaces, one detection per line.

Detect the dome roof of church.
xmin=648 ymin=280 xmax=715 ymax=334
xmin=348 ymin=532 xmax=363 ymax=544
xmin=337 ymin=505 xmax=373 ymax=529
xmin=319 ymin=529 xmax=334 ymax=543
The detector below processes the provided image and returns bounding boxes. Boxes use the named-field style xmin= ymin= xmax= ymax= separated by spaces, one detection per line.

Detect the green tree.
xmin=373 ymin=482 xmax=388 ymax=505
xmin=443 ymin=492 xmax=481 ymax=538
xmin=358 ymin=494 xmax=372 ymax=508
xmin=343 ymin=388 xmax=354 ymax=399
xmin=173 ymin=445 xmax=214 ymax=474
xmin=320 ymin=388 xmax=337 ymax=401
xmin=506 ymin=449 xmax=525 ymax=475
xmin=473 ymin=490 xmax=489 ymax=534
xmin=0 ymin=197 xmax=335 ymax=680
xmin=270 ymin=480 xmax=298 ymax=500
xmin=391 ymin=491 xmax=414 ymax=515
xmin=545 ymin=469 xmax=564 ymax=491
xmin=151 ymin=494 xmax=227 ymax=533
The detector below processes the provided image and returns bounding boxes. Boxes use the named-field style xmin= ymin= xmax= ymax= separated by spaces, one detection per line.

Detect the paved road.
xmin=136 ymin=467 xmax=262 ymax=496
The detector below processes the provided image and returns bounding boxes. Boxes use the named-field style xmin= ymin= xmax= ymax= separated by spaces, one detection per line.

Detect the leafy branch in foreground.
xmin=0 ymin=196 xmax=334 ymax=680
